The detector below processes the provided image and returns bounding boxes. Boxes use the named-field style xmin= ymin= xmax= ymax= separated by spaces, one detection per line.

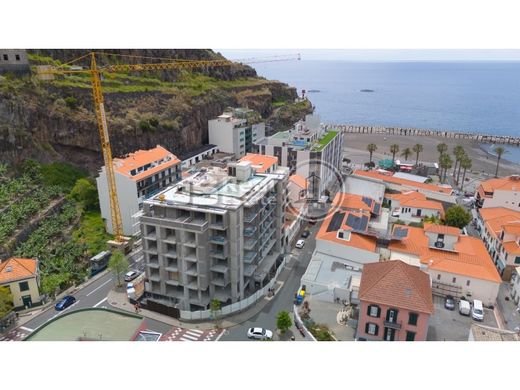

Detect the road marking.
xmin=185 ymin=329 xmax=203 ymax=336
xmin=215 ymin=329 xmax=226 ymax=342
xmin=180 ymin=337 xmax=194 ymax=341
xmin=86 ymin=278 xmax=112 ymax=296
xmin=180 ymin=333 xmax=199 ymax=340
xmin=93 ymin=297 xmax=108 ymax=308
xmin=19 ymin=326 xmax=34 ymax=332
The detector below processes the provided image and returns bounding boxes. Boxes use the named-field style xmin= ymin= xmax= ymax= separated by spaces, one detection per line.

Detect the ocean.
xmin=251 ymin=60 xmax=520 ymax=164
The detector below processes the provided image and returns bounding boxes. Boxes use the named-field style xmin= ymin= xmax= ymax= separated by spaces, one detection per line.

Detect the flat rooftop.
xmin=25 ymin=308 xmax=143 ymax=341
xmin=149 ymin=166 xmax=289 ymax=210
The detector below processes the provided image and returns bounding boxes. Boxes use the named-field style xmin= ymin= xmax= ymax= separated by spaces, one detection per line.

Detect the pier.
xmin=326 ymin=124 xmax=520 ymax=146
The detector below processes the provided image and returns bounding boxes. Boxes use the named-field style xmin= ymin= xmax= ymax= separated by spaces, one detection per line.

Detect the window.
xmin=367 ymin=305 xmax=380 ymax=318
xmin=15 ymin=54 xmax=20 ymax=61
xmin=408 ymin=312 xmax=418 ymax=326
xmin=437 ymin=233 xmax=445 ymax=241
xmin=452 ymin=277 xmax=457 ymax=283
xmin=515 ymin=256 xmax=520 ymax=265
xmin=19 ymin=281 xmax=29 ymax=292
xmin=3 ymin=54 xmax=8 ymax=61
xmin=338 ymin=231 xmax=344 ymax=239
xmin=365 ymin=322 xmax=379 ymax=336
xmin=406 ymin=331 xmax=416 ymax=341
xmin=466 ymin=280 xmax=471 ymax=286
xmin=437 ymin=274 xmax=441 ymax=280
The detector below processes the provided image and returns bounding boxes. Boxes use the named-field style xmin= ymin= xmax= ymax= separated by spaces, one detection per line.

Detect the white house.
xmin=386 ymin=190 xmax=444 ymax=223
xmin=476 ymin=175 xmax=520 ymax=210
xmin=96 ymin=145 xmax=181 ymax=236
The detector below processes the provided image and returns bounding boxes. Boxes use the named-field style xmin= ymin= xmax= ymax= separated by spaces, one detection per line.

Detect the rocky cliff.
xmin=0 ymin=49 xmax=312 ymax=174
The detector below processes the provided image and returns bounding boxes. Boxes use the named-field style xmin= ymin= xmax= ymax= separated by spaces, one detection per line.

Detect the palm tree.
xmin=494 ymin=146 xmax=506 ymax=178
xmin=455 ymin=150 xmax=466 ymax=185
xmin=439 ymin=153 xmax=453 ymax=183
xmin=366 ymin=143 xmax=377 ymax=163
xmin=401 ymin=147 xmax=412 ymax=162
xmin=437 ymin=142 xmax=448 ymax=162
xmin=460 ymin=155 xmax=472 ymax=191
xmin=412 ymin=144 xmax=423 ymax=166
xmin=389 ymin=144 xmax=399 ymax=165
xmin=452 ymin=145 xmax=465 ymax=179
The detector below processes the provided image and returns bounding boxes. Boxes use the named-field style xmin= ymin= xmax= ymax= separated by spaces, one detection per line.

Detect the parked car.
xmin=295 ymin=239 xmax=305 ymax=249
xmin=247 ymin=327 xmax=273 ymax=340
xmin=301 ymin=230 xmax=310 ymax=238
xmin=444 ymin=295 xmax=455 ymax=310
xmin=459 ymin=299 xmax=471 ymax=316
xmin=124 ymin=270 xmax=140 ymax=282
xmin=471 ymin=299 xmax=484 ymax=321
xmin=55 ymin=295 xmax=76 ymax=311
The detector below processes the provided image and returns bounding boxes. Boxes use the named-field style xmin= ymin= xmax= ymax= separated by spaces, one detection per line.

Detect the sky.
xmin=219 ymin=49 xmax=520 ymax=62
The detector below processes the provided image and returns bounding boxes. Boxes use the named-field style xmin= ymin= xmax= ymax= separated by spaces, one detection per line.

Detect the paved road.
xmin=220 ymin=221 xmax=320 ymax=341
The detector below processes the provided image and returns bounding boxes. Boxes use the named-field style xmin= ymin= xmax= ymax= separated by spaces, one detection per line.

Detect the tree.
xmin=401 ymin=147 xmax=412 ymax=161
xmin=439 ymin=153 xmax=453 ymax=183
xmin=41 ymin=273 xmax=70 ymax=299
xmin=389 ymin=144 xmax=399 ymax=164
xmin=108 ymin=250 xmax=129 ymax=287
xmin=0 ymin=286 xmax=14 ymax=318
xmin=460 ymin=155 xmax=473 ymax=191
xmin=70 ymin=178 xmax=99 ymax=211
xmin=494 ymin=146 xmax=506 ymax=178
xmin=210 ymin=299 xmax=222 ymax=328
xmin=276 ymin=310 xmax=293 ymax=335
xmin=445 ymin=205 xmax=472 ymax=229
xmin=452 ymin=145 xmax=465 ymax=181
xmin=366 ymin=143 xmax=377 ymax=163
xmin=412 ymin=143 xmax=423 ymax=166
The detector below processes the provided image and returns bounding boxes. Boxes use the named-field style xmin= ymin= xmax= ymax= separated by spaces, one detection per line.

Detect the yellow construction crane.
xmin=36 ymin=51 xmax=299 ymax=247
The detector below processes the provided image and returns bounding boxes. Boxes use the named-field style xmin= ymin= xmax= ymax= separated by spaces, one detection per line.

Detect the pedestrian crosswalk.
xmin=161 ymin=326 xmax=222 ymax=342
xmin=0 ymin=328 xmax=29 ymax=341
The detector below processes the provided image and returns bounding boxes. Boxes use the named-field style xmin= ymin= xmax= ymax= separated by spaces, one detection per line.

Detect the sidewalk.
xmin=108 ymin=257 xmax=299 ymax=332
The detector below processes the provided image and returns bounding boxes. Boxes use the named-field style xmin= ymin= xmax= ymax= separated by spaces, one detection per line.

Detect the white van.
xmin=471 ymin=299 xmax=484 ymax=321
xmin=459 ymin=300 xmax=471 ymax=316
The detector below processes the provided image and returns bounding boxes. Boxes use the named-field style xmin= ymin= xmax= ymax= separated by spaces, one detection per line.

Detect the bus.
xmin=89 ymin=251 xmax=111 ymax=277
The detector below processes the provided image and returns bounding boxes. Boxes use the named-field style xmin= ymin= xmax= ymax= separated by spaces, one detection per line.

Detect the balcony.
xmin=164 ymin=235 xmax=177 ymax=244
xmin=244 ymin=211 xmax=259 ymax=224
xmin=148 ymin=272 xmax=161 ymax=282
xmin=165 ymin=250 xmax=178 ymax=258
xmin=146 ymin=262 xmax=160 ymax=270
xmin=140 ymin=215 xmax=208 ymax=232
xmin=165 ymin=279 xmax=181 ymax=287
xmin=184 ymin=240 xmax=197 ymax=248
xmin=244 ymin=236 xmax=258 ymax=250
xmin=145 ymin=232 xmax=157 ymax=241
xmin=165 ymin=265 xmax=178 ymax=273
xmin=211 ymin=273 xmax=230 ymax=287
xmin=384 ymin=320 xmax=402 ymax=330
xmin=185 ymin=253 xmax=198 ymax=262
xmin=243 ymin=250 xmax=257 ymax=264
xmin=210 ymin=264 xmax=229 ymax=273
xmin=186 ymin=266 xmax=198 ymax=276
xmin=210 ymin=249 xmax=227 ymax=259
xmin=210 ymin=235 xmax=228 ymax=245
xmin=244 ymin=226 xmax=257 ymax=237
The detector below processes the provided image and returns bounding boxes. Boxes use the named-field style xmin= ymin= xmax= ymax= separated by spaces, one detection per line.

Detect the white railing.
xmin=179 ymin=255 xmax=286 ymax=321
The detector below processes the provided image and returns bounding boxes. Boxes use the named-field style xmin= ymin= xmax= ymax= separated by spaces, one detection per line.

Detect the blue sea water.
xmin=251 ymin=60 xmax=520 ymax=164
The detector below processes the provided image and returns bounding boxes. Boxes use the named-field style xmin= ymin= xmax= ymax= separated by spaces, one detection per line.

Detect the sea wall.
xmin=326 ymin=124 xmax=520 ymax=146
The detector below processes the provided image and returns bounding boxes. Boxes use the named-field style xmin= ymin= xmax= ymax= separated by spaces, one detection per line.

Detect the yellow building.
xmin=0 ymin=258 xmax=41 ymax=309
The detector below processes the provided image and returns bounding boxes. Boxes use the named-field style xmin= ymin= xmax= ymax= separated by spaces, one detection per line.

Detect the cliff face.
xmin=0 ymin=49 xmax=312 ymax=174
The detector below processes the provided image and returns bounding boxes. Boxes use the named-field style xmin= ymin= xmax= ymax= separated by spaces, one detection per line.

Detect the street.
xmin=220 ymin=221 xmax=320 ymax=341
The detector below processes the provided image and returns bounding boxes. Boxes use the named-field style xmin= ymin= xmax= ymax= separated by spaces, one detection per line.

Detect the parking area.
xmin=427 ymin=296 xmax=498 ymax=341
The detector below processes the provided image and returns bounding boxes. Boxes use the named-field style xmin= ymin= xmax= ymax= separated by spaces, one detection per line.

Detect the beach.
xmin=343 ymin=132 xmax=520 ymax=193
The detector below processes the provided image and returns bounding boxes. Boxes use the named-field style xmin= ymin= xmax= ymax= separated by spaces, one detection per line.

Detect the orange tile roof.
xmin=332 ymin=192 xmax=377 ymax=214
xmin=359 ymin=260 xmax=434 ymax=314
xmin=0 ymin=258 xmax=38 ymax=284
xmin=502 ymin=223 xmax=520 ymax=235
xmin=354 ymin=170 xmax=453 ymax=194
xmin=113 ymin=145 xmax=180 ymax=182
xmin=478 ymin=176 xmax=520 ymax=197
xmin=317 ymin=210 xmax=377 ymax=252
xmin=386 ymin=190 xmax=426 ymax=203
xmin=502 ymin=241 xmax=520 ymax=255
xmin=388 ymin=225 xmax=501 ymax=282
xmin=239 ymin=153 xmax=278 ymax=173
xmin=479 ymin=208 xmax=520 ymax=239
xmin=289 ymin=174 xmax=307 ymax=189
xmin=423 ymin=223 xmax=460 ymax=236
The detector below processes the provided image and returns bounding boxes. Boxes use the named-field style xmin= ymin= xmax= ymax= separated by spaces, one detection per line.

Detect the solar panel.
xmin=327 ymin=211 xmax=345 ymax=232
xmin=393 ymin=227 xmax=409 ymax=238
xmin=362 ymin=196 xmax=373 ymax=207
xmin=345 ymin=213 xmax=369 ymax=231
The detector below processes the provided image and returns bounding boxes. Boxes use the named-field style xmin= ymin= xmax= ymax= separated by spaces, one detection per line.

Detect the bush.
xmin=445 ymin=205 xmax=472 ymax=228
xmin=70 ymin=178 xmax=99 ymax=211
xmin=41 ymin=162 xmax=87 ymax=191
xmin=408 ymin=221 xmax=424 ymax=228
xmin=64 ymin=96 xmax=78 ymax=109
xmin=308 ymin=323 xmax=334 ymax=341
xmin=276 ymin=310 xmax=293 ymax=335
xmin=139 ymin=120 xmax=153 ymax=132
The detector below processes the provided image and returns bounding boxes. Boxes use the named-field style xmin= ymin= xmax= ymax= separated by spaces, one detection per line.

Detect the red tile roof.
xmin=359 ymin=260 xmax=434 ymax=314
xmin=479 ymin=208 xmax=520 ymax=239
xmin=0 ymin=258 xmax=38 ymax=283
xmin=332 ymin=192 xmax=378 ymax=214
xmin=113 ymin=145 xmax=180 ymax=182
xmin=354 ymin=170 xmax=453 ymax=194
xmin=478 ymin=176 xmax=520 ymax=198
xmin=289 ymin=174 xmax=308 ymax=189
xmin=239 ymin=153 xmax=278 ymax=173
xmin=423 ymin=223 xmax=460 ymax=236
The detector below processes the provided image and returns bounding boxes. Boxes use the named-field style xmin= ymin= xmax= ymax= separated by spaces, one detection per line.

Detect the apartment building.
xmin=477 ymin=207 xmax=520 ymax=280
xmin=388 ymin=223 xmax=501 ymax=306
xmin=357 ymin=260 xmax=434 ymax=341
xmin=255 ymin=114 xmax=344 ymax=199
xmin=139 ymin=160 xmax=289 ymax=312
xmin=0 ymin=49 xmax=29 ymax=74
xmin=386 ymin=190 xmax=445 ymax=223
xmin=208 ymin=108 xmax=266 ymax=158
xmin=476 ymin=175 xmax=520 ymax=210
xmin=97 ymin=145 xmax=181 ymax=236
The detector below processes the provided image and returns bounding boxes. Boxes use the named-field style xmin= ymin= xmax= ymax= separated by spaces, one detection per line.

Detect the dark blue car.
xmin=55 ymin=295 xmax=76 ymax=311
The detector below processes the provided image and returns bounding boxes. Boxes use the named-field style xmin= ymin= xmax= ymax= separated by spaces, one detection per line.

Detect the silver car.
xmin=247 ymin=327 xmax=273 ymax=340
